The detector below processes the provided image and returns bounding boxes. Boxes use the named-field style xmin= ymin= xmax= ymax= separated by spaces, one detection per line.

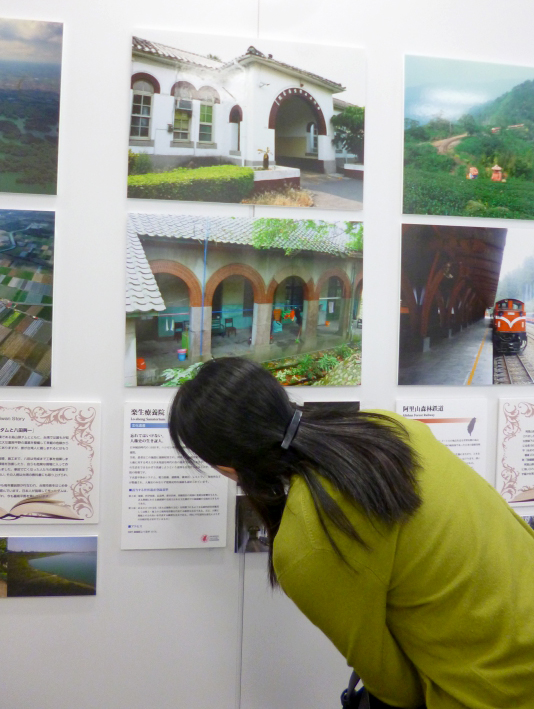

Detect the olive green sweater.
xmin=273 ymin=412 xmax=534 ymax=708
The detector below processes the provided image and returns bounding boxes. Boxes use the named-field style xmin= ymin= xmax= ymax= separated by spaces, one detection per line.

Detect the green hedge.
xmin=127 ymin=165 xmax=255 ymax=202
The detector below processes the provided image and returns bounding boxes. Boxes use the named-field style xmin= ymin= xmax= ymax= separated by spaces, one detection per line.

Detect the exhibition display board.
xmin=0 ymin=0 xmax=533 ymax=707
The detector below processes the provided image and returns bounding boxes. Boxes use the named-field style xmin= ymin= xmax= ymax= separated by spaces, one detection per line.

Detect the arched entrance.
xmin=272 ymin=276 xmax=305 ymax=342
xmin=318 ymin=275 xmax=344 ymax=334
xmin=135 ymin=273 xmax=192 ymax=373
xmin=210 ymin=275 xmax=254 ymax=355
xmin=269 ymin=90 xmax=326 ymax=172
xmin=153 ymin=273 xmax=191 ymax=341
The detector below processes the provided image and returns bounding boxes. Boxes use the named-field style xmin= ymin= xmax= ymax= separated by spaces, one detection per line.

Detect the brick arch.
xmin=204 ymin=264 xmax=267 ymax=306
xmin=313 ymin=268 xmax=352 ymax=300
xmin=131 ymin=72 xmax=160 ymax=93
xmin=268 ymin=88 xmax=327 ymax=135
xmin=149 ymin=260 xmax=202 ymax=307
xmin=172 ymin=80 xmax=196 ymax=98
xmin=197 ymin=86 xmax=221 ymax=104
xmin=266 ymin=272 xmax=313 ymax=304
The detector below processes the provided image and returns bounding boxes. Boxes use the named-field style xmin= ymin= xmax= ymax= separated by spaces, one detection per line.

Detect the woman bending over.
xmin=169 ymin=357 xmax=534 ymax=709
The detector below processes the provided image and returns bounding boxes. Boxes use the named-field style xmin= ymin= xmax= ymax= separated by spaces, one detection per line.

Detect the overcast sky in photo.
xmin=7 ymin=536 xmax=97 ymax=552
xmin=133 ymin=28 xmax=365 ymax=105
xmin=405 ymin=55 xmax=534 ymax=123
xmin=499 ymin=229 xmax=534 ymax=277
xmin=0 ymin=18 xmax=62 ymax=65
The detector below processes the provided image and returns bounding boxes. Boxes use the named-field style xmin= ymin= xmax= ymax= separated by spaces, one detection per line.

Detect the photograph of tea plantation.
xmin=126 ymin=214 xmax=363 ymax=387
xmin=404 ymin=55 xmax=534 ymax=220
xmin=0 ymin=19 xmax=62 ymax=195
xmin=127 ymin=32 xmax=364 ymax=210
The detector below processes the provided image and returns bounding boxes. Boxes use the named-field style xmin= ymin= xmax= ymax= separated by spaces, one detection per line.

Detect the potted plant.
xmin=258 ymin=147 xmax=271 ymax=170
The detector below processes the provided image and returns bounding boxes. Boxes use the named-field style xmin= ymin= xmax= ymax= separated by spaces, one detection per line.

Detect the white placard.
xmin=396 ymin=398 xmax=488 ymax=479
xmin=122 ymin=404 xmax=228 ymax=549
xmin=497 ymin=399 xmax=534 ymax=504
xmin=0 ymin=402 xmax=100 ymax=523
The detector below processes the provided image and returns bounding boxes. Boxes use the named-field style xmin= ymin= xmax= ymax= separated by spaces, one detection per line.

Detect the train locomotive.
xmin=492 ymin=298 xmax=527 ymax=354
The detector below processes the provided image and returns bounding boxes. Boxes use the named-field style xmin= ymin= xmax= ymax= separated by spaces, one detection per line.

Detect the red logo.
xmin=201 ymin=534 xmax=209 ymax=543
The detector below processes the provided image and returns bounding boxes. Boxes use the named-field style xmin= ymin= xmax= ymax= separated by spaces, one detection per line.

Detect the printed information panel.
xmin=497 ymin=399 xmax=534 ymax=504
xmin=0 ymin=402 xmax=100 ymax=523
xmin=122 ymin=404 xmax=228 ymax=549
xmin=396 ymin=398 xmax=488 ymax=480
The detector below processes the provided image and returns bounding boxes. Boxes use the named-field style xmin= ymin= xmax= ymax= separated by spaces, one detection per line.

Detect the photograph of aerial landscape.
xmin=404 ymin=55 xmax=534 ymax=220
xmin=0 ymin=537 xmax=97 ymax=597
xmin=0 ymin=18 xmax=62 ymax=195
xmin=0 ymin=210 xmax=53 ymax=386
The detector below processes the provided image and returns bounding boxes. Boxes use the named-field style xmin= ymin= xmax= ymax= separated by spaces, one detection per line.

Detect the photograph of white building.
xmin=127 ymin=32 xmax=365 ymax=210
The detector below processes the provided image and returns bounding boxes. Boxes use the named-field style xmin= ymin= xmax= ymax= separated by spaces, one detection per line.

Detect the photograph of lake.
xmin=4 ymin=536 xmax=97 ymax=597
xmin=404 ymin=55 xmax=534 ymax=220
xmin=0 ymin=19 xmax=63 ymax=195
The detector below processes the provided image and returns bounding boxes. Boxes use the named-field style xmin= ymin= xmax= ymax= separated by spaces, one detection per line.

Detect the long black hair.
xmin=169 ymin=357 xmax=421 ymax=585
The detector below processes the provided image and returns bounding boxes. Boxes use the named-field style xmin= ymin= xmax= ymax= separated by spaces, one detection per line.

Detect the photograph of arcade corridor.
xmin=126 ymin=214 xmax=363 ymax=386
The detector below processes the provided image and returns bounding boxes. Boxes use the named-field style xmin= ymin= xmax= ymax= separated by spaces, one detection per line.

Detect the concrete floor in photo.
xmin=300 ymin=172 xmax=363 ymax=210
xmin=398 ymin=317 xmax=493 ymax=386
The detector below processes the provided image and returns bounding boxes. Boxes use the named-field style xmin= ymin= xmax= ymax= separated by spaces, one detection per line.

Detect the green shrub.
xmin=403 ymin=167 xmax=534 ymax=219
xmin=335 ymin=343 xmax=352 ymax=359
xmin=404 ymin=141 xmax=456 ymax=172
xmin=161 ymin=362 xmax=203 ymax=387
xmin=317 ymin=354 xmax=339 ymax=372
xmin=128 ymin=150 xmax=153 ymax=175
xmin=296 ymin=354 xmax=317 ymax=378
xmin=128 ymin=165 xmax=255 ymax=202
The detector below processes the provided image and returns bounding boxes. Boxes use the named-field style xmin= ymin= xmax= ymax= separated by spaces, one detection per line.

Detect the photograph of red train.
xmin=399 ymin=224 xmax=534 ymax=385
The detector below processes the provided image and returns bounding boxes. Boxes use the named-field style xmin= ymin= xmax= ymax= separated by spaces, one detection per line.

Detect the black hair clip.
xmin=281 ymin=409 xmax=302 ymax=450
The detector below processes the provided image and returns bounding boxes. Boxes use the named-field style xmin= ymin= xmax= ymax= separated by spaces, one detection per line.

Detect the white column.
xmin=125 ymin=318 xmax=138 ymax=387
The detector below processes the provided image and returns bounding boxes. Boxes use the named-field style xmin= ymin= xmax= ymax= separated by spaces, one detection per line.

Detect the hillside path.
xmin=431 ymin=133 xmax=468 ymax=155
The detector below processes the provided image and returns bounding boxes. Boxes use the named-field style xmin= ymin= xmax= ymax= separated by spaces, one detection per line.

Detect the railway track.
xmin=494 ymin=353 xmax=534 ymax=384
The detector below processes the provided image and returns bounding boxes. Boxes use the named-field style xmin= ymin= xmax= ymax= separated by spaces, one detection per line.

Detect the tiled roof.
xmin=334 ymin=97 xmax=358 ymax=110
xmin=126 ymin=224 xmax=166 ymax=314
xmin=132 ymin=38 xmax=344 ymax=92
xmin=229 ymin=47 xmax=344 ymax=92
xmin=132 ymin=37 xmax=223 ymax=69
xmin=128 ymin=212 xmax=355 ymax=256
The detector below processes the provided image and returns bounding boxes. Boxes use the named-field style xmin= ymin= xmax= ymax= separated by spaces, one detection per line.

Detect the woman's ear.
xmin=215 ymin=465 xmax=239 ymax=482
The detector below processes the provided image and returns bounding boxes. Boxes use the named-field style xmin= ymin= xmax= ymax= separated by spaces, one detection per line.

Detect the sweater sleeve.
xmin=276 ymin=547 xmax=425 ymax=709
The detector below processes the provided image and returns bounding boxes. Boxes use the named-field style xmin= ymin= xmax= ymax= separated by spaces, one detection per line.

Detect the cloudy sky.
xmin=7 ymin=536 xmax=97 ymax=552
xmin=499 ymin=228 xmax=534 ymax=277
xmin=405 ymin=55 xmax=534 ymax=123
xmin=0 ymin=18 xmax=62 ymax=64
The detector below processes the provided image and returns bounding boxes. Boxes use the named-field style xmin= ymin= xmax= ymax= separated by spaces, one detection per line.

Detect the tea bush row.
xmin=403 ymin=168 xmax=534 ymax=219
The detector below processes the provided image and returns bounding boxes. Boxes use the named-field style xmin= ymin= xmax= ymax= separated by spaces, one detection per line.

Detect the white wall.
xmin=1 ymin=0 xmax=534 ymax=708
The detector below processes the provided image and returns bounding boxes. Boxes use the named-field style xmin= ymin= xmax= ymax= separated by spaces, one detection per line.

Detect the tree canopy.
xmin=331 ymin=106 xmax=365 ymax=161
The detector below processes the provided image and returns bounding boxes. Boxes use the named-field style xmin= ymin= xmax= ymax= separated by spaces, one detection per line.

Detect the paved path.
xmin=300 ymin=172 xmax=363 ymax=211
